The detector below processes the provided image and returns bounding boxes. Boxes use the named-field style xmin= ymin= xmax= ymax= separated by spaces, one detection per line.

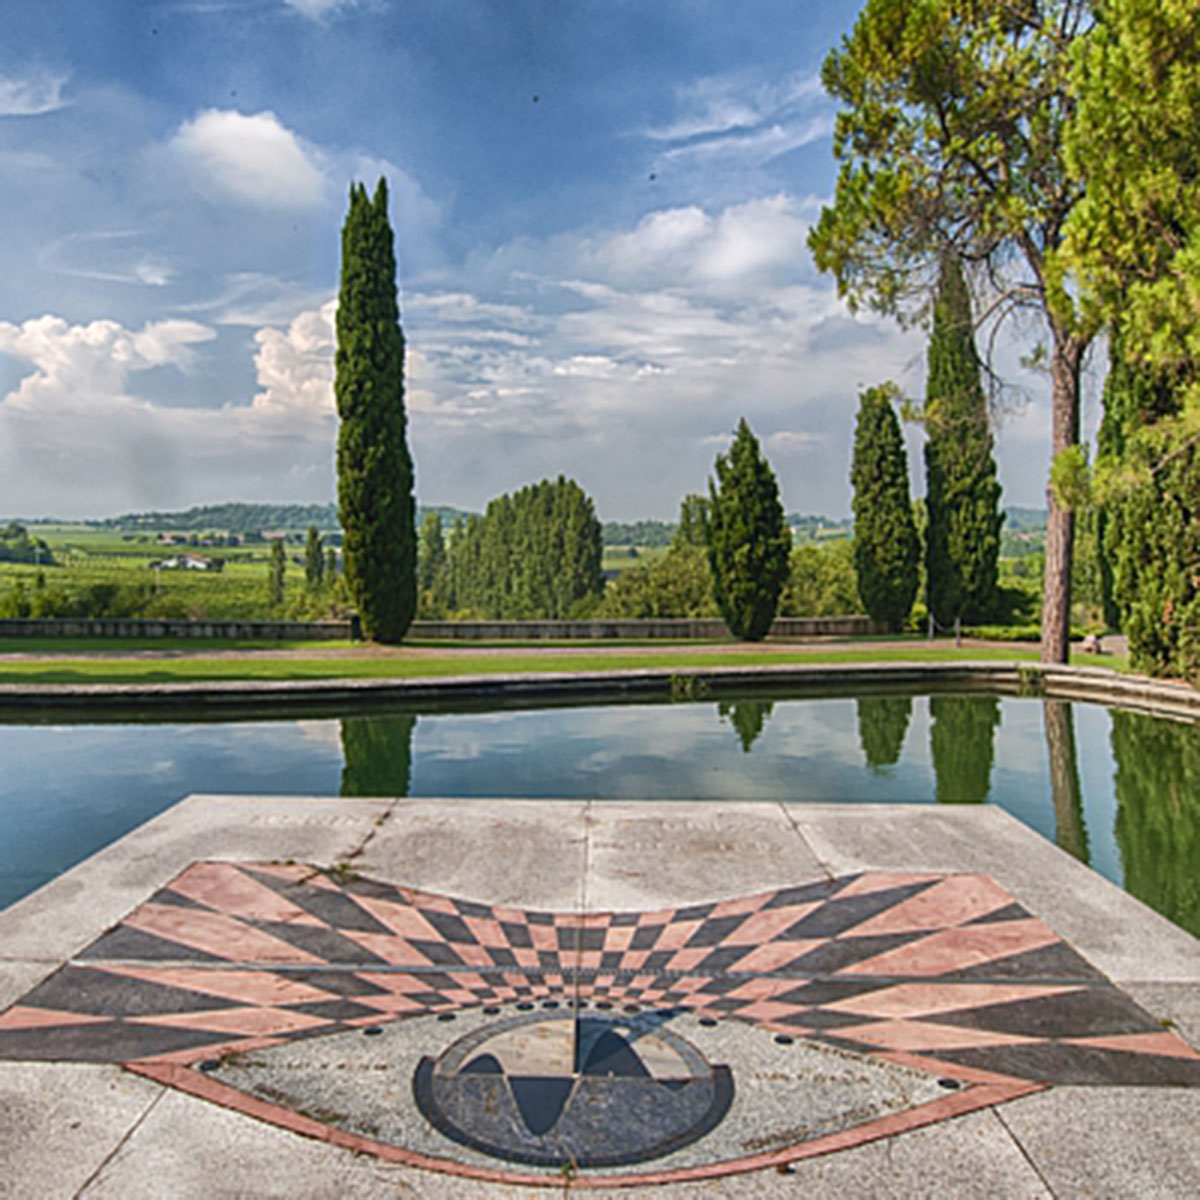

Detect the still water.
xmin=1 ymin=694 xmax=1197 ymax=936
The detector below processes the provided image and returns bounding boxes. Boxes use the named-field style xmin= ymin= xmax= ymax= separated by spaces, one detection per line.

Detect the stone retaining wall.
xmin=0 ymin=615 xmax=878 ymax=641
xmin=0 ymin=617 xmax=351 ymax=640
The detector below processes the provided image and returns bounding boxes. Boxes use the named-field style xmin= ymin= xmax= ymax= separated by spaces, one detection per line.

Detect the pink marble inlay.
xmin=825 ymin=981 xmax=1082 ymax=1020
xmin=835 ymin=1018 xmax=1040 ymax=1053
xmin=1066 ymin=1031 xmax=1200 ymax=1060
xmin=95 ymin=965 xmax=338 ymax=1008
xmin=131 ymin=1005 xmax=331 ymax=1037
xmin=0 ymin=1006 xmax=109 ymax=1030
xmin=840 ymin=920 xmax=1060 ymax=977
xmin=168 ymin=863 xmax=322 ymax=927
xmin=123 ymin=904 xmax=323 ymax=965
xmin=846 ymin=875 xmax=1014 ymax=938
xmin=724 ymin=905 xmax=817 ymax=946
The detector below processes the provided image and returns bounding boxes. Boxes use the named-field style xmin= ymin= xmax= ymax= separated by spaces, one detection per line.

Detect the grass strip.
xmin=0 ymin=644 xmax=1127 ymax=686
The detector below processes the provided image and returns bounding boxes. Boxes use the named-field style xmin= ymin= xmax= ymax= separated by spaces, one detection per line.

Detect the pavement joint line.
xmin=779 ymin=801 xmax=835 ymax=882
xmin=992 ymin=1103 xmax=1059 ymax=1198
xmin=70 ymin=1082 xmax=166 ymax=1200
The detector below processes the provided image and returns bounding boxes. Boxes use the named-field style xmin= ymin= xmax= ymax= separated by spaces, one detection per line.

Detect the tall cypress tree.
xmin=851 ymin=384 xmax=919 ymax=632
xmin=706 ymin=419 xmax=791 ymax=641
xmin=335 ymin=179 xmax=416 ymax=643
xmin=923 ymin=255 xmax=1004 ymax=626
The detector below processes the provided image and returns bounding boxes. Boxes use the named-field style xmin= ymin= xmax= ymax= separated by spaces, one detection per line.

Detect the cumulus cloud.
xmin=0 ymin=69 xmax=69 ymax=117
xmin=0 ymin=309 xmax=340 ymax=514
xmin=399 ymin=195 xmax=920 ymax=516
xmin=170 ymin=109 xmax=327 ymax=209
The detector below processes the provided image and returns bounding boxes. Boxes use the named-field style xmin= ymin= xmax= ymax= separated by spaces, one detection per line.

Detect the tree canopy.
xmin=923 ymin=254 xmax=1004 ymax=625
xmin=444 ymin=476 xmax=603 ymax=619
xmin=809 ymin=0 xmax=1095 ymax=663
xmin=335 ymin=178 xmax=416 ymax=643
xmin=850 ymin=384 xmax=919 ymax=633
xmin=706 ymin=419 xmax=791 ymax=641
xmin=1064 ymin=0 xmax=1200 ymax=394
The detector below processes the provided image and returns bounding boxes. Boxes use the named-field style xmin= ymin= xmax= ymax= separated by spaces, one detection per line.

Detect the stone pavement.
xmin=2 ymin=796 xmax=1199 ymax=1197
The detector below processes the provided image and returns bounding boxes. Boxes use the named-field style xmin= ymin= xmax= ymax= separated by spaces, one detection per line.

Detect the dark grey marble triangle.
xmin=0 ymin=1020 xmax=231 ymax=1063
xmin=253 ymin=921 xmax=390 ymax=966
xmin=763 ymin=877 xmax=855 ymax=909
xmin=775 ymin=881 xmax=941 ymax=941
xmin=929 ymin=1042 xmax=1200 ymax=1087
xmin=938 ymin=940 xmax=1106 ymax=983
xmin=964 ymin=902 xmax=1031 ymax=925
xmin=780 ymin=933 xmax=918 ymax=976
xmin=17 ymin=964 xmax=239 ymax=1017
xmin=926 ymin=986 xmax=1164 ymax=1039
xmin=76 ymin=926 xmax=225 ymax=963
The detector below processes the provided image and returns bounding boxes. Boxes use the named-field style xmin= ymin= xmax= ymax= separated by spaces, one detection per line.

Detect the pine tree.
xmin=706 ymin=419 xmax=791 ymax=641
xmin=304 ymin=525 xmax=324 ymax=590
xmin=923 ymin=255 xmax=1003 ymax=626
xmin=851 ymin=385 xmax=919 ymax=632
xmin=335 ymin=178 xmax=416 ymax=643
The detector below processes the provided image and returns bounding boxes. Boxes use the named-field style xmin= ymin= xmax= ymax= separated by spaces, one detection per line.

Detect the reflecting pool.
xmin=1 ymin=694 xmax=1197 ymax=937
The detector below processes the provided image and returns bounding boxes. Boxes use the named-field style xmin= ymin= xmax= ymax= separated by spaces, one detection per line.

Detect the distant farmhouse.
xmin=149 ymin=553 xmax=220 ymax=572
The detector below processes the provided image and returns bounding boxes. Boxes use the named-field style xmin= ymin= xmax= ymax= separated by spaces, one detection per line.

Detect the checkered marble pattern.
xmin=3 ymin=861 xmax=1198 ymax=1087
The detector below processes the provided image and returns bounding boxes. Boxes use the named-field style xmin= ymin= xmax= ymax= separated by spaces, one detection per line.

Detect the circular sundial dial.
xmin=413 ymin=1007 xmax=733 ymax=1168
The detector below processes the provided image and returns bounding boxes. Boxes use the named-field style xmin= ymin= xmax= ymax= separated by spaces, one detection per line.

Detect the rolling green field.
xmin=1 ymin=524 xmax=313 ymax=619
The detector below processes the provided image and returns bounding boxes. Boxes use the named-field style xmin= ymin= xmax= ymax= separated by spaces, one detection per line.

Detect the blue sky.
xmin=0 ymin=0 xmax=1084 ymax=520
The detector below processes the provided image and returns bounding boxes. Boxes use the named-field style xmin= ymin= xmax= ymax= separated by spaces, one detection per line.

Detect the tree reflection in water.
xmin=717 ymin=700 xmax=774 ymax=753
xmin=929 ymin=695 xmax=1000 ymax=803
xmin=1043 ymin=700 xmax=1089 ymax=864
xmin=1111 ymin=709 xmax=1200 ymax=938
xmin=340 ymin=714 xmax=417 ymax=797
xmin=855 ymin=696 xmax=913 ymax=771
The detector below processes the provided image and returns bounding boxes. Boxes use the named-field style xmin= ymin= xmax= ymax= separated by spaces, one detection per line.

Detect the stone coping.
xmin=0 ymin=660 xmax=1196 ymax=722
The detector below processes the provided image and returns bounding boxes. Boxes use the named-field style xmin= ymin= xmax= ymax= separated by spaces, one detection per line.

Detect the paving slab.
xmin=0 ymin=960 xmax=57 ymax=1012
xmin=998 ymin=1086 xmax=1200 ymax=1197
xmin=357 ymin=799 xmax=588 ymax=910
xmin=584 ymin=801 xmax=825 ymax=911
xmin=0 ymin=1063 xmax=163 ymax=1200
xmin=791 ymin=803 xmax=1200 ymax=984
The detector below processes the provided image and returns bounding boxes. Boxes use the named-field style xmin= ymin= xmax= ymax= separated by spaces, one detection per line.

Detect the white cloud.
xmin=283 ymin=0 xmax=357 ymax=17
xmin=644 ymin=70 xmax=831 ymax=173
xmin=170 ymin=109 xmax=327 ymax=209
xmin=0 ymin=310 xmax=341 ymax=514
xmin=249 ymin=300 xmax=336 ymax=417
xmin=0 ymin=69 xmax=69 ymax=117
xmin=661 ymin=116 xmax=833 ymax=170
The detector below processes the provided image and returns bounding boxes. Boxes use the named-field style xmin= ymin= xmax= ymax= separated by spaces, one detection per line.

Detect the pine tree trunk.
xmin=1040 ymin=332 xmax=1083 ymax=664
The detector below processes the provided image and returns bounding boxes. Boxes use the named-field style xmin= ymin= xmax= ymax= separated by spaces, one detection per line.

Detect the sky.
xmin=0 ymin=0 xmax=1101 ymax=521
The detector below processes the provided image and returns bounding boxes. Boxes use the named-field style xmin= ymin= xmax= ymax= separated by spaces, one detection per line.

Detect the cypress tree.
xmin=706 ymin=419 xmax=791 ymax=641
xmin=856 ymin=696 xmax=912 ymax=770
xmin=268 ymin=539 xmax=286 ymax=608
xmin=851 ymin=384 xmax=919 ymax=632
xmin=335 ymin=178 xmax=416 ymax=643
xmin=929 ymin=696 xmax=1000 ymax=804
xmin=304 ymin=525 xmax=324 ymax=590
xmin=923 ymin=255 xmax=1004 ymax=625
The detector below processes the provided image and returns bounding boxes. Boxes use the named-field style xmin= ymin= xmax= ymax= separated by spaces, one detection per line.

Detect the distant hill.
xmin=1003 ymin=506 xmax=1048 ymax=532
xmin=95 ymin=502 xmax=476 ymax=534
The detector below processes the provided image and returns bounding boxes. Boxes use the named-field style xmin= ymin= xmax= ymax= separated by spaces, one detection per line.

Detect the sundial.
xmin=2 ymin=860 xmax=1198 ymax=1186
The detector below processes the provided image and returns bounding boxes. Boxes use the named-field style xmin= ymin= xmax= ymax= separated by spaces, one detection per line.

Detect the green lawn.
xmin=0 ymin=643 xmax=1127 ymax=685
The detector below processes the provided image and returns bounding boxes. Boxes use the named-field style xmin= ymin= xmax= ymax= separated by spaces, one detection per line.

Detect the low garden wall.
xmin=0 ymin=615 xmax=878 ymax=641
xmin=0 ymin=617 xmax=352 ymax=640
